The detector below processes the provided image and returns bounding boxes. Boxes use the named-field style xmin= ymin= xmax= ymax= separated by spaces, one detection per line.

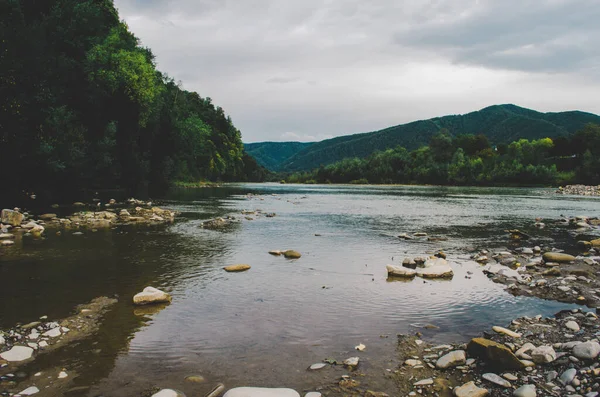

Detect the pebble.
xmin=573 ymin=341 xmax=600 ymax=360
xmin=560 ymin=368 xmax=577 ymax=385
xmin=343 ymin=357 xmax=359 ymax=367
xmin=17 ymin=386 xmax=40 ymax=395
xmin=413 ymin=378 xmax=434 ymax=386
xmin=566 ymin=321 xmax=581 ymax=332
xmin=482 ymin=373 xmax=511 ymax=387
xmin=492 ymin=326 xmax=522 ymax=338
xmin=309 ymin=363 xmax=327 ymax=370
xmin=223 ymin=388 xmax=300 ymax=397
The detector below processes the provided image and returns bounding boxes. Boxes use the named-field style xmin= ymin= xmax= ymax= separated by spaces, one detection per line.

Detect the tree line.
xmin=1 ymin=0 xmax=266 ymax=201
xmin=283 ymin=124 xmax=600 ymax=186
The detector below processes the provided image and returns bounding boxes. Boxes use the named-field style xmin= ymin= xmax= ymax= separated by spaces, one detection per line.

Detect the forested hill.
xmin=1 ymin=0 xmax=264 ymax=200
xmin=244 ymin=142 xmax=313 ymax=171
xmin=270 ymin=105 xmax=600 ymax=172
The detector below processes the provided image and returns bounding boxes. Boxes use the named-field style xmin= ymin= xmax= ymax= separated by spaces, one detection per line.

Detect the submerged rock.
xmin=416 ymin=259 xmax=453 ymax=279
xmin=133 ymin=287 xmax=172 ymax=305
xmin=223 ymin=264 xmax=251 ymax=272
xmin=223 ymin=387 xmax=300 ymax=397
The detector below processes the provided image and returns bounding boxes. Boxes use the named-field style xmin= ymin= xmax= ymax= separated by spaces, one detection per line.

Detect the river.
xmin=1 ymin=184 xmax=597 ymax=396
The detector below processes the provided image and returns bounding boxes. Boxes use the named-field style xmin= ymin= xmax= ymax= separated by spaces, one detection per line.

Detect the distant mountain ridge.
xmin=246 ymin=104 xmax=600 ymax=172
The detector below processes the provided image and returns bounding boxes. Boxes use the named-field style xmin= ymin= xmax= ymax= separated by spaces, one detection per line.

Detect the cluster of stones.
xmin=387 ymin=253 xmax=454 ymax=279
xmin=471 ymin=214 xmax=600 ymax=307
xmin=1 ymin=298 xmax=117 ymax=395
xmin=558 ymin=185 xmax=600 ymax=196
xmin=394 ymin=309 xmax=600 ymax=397
xmin=1 ymin=200 xmax=176 ymax=246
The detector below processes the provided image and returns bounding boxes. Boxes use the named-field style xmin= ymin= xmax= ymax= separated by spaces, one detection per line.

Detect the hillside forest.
xmin=1 ymin=0 xmax=266 ymax=201
xmin=284 ymin=124 xmax=600 ymax=186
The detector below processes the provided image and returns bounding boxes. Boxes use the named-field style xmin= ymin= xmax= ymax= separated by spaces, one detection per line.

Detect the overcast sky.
xmin=113 ymin=0 xmax=600 ymax=143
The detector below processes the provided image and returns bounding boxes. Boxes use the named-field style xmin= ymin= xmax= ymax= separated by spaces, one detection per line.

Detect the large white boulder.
xmin=0 ymin=345 xmax=34 ymax=361
xmin=223 ymin=388 xmax=300 ymax=397
xmin=133 ymin=287 xmax=172 ymax=305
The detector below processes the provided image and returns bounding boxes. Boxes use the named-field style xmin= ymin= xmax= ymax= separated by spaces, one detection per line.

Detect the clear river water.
xmin=1 ymin=184 xmax=598 ymax=396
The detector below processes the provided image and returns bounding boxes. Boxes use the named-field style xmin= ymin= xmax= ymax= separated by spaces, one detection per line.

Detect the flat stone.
xmin=482 ymin=373 xmax=511 ymax=387
xmin=305 ymin=393 xmax=322 ymax=397
xmin=404 ymin=359 xmax=422 ymax=366
xmin=413 ymin=378 xmax=434 ymax=386
xmin=309 ymin=363 xmax=327 ymax=370
xmin=386 ymin=264 xmax=416 ymax=278
xmin=42 ymin=327 xmax=61 ymax=338
xmin=223 ymin=387 xmax=300 ymax=397
xmin=572 ymin=341 xmax=600 ymax=360
xmin=17 ymin=386 xmax=40 ymax=395
xmin=503 ymin=373 xmax=518 ymax=381
xmin=416 ymin=260 xmax=453 ymax=278
xmin=453 ymin=381 xmax=488 ymax=397
xmin=492 ymin=326 xmax=521 ymax=338
xmin=436 ymin=350 xmax=466 ymax=369
xmin=543 ymin=252 xmax=576 ymax=263
xmin=133 ymin=286 xmax=172 ymax=305
xmin=223 ymin=264 xmax=251 ymax=272
xmin=515 ymin=343 xmax=535 ymax=358
xmin=0 ymin=346 xmax=34 ymax=362
xmin=268 ymin=250 xmax=282 ymax=256
xmin=513 ymin=384 xmax=536 ymax=397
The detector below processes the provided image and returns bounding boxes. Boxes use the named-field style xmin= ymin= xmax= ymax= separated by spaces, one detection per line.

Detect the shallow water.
xmin=1 ymin=184 xmax=598 ymax=396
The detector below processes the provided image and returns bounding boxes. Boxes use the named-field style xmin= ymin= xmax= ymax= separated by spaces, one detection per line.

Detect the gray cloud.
xmin=114 ymin=0 xmax=600 ymax=142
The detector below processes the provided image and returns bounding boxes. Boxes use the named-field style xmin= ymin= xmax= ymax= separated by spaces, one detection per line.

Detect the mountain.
xmin=250 ymin=104 xmax=600 ymax=172
xmin=244 ymin=141 xmax=314 ymax=171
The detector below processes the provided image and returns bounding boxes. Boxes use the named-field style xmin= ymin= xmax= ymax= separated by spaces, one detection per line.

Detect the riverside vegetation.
xmin=283 ymin=123 xmax=600 ymax=186
xmin=1 ymin=0 xmax=266 ymax=204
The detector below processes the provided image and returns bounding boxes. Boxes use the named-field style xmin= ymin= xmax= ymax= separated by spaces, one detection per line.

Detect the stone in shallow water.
xmin=223 ymin=264 xmax=251 ymax=272
xmin=0 ymin=346 xmax=34 ymax=362
xmin=343 ymin=357 xmax=359 ymax=367
xmin=223 ymin=387 xmax=300 ymax=397
xmin=133 ymin=286 xmax=172 ymax=305
xmin=386 ymin=264 xmax=416 ymax=278
xmin=309 ymin=363 xmax=327 ymax=370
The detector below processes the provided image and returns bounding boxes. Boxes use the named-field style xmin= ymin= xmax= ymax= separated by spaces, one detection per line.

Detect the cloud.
xmin=113 ymin=0 xmax=600 ymax=142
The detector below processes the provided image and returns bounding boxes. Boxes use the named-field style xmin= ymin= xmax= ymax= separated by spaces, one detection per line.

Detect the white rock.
xmin=404 ymin=359 xmax=422 ymax=366
xmin=17 ymin=386 xmax=40 ymax=395
xmin=416 ymin=261 xmax=453 ymax=278
xmin=492 ymin=326 xmax=521 ymax=338
xmin=309 ymin=363 xmax=326 ymax=370
xmin=0 ymin=335 xmax=4 ymax=345
xmin=58 ymin=371 xmax=68 ymax=379
xmin=572 ymin=341 xmax=600 ymax=360
xmin=386 ymin=264 xmax=416 ymax=278
xmin=42 ymin=327 xmax=61 ymax=338
xmin=0 ymin=346 xmax=34 ymax=362
xmin=223 ymin=387 xmax=300 ymax=397
xmin=565 ymin=320 xmax=580 ymax=332
xmin=414 ymin=378 xmax=434 ymax=386
xmin=531 ymin=345 xmax=556 ymax=363
xmin=38 ymin=341 xmax=48 ymax=348
xmin=513 ymin=384 xmax=536 ymax=397
xmin=355 ymin=343 xmax=366 ymax=351
xmin=151 ymin=390 xmax=184 ymax=397
xmin=454 ymin=381 xmax=488 ymax=397
xmin=343 ymin=357 xmax=359 ymax=367
xmin=436 ymin=350 xmax=466 ymax=369
xmin=305 ymin=393 xmax=321 ymax=397
xmin=515 ymin=343 xmax=535 ymax=358
xmin=482 ymin=373 xmax=511 ymax=387
xmin=133 ymin=286 xmax=172 ymax=305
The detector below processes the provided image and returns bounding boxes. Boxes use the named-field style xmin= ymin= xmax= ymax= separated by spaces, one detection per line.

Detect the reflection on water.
xmin=1 ymin=184 xmax=597 ymax=395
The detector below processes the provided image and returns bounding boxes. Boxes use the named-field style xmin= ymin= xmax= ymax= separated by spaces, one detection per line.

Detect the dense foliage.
xmin=285 ymin=124 xmax=600 ymax=186
xmin=244 ymin=141 xmax=313 ymax=171
xmin=275 ymin=105 xmax=600 ymax=172
xmin=0 ymin=0 xmax=265 ymax=199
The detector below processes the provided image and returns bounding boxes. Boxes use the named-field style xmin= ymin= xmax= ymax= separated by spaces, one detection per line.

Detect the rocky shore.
xmin=557 ymin=185 xmax=600 ymax=196
xmin=0 ymin=198 xmax=177 ymax=245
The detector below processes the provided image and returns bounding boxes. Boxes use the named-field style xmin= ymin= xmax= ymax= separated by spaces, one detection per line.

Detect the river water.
xmin=1 ymin=184 xmax=597 ymax=396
